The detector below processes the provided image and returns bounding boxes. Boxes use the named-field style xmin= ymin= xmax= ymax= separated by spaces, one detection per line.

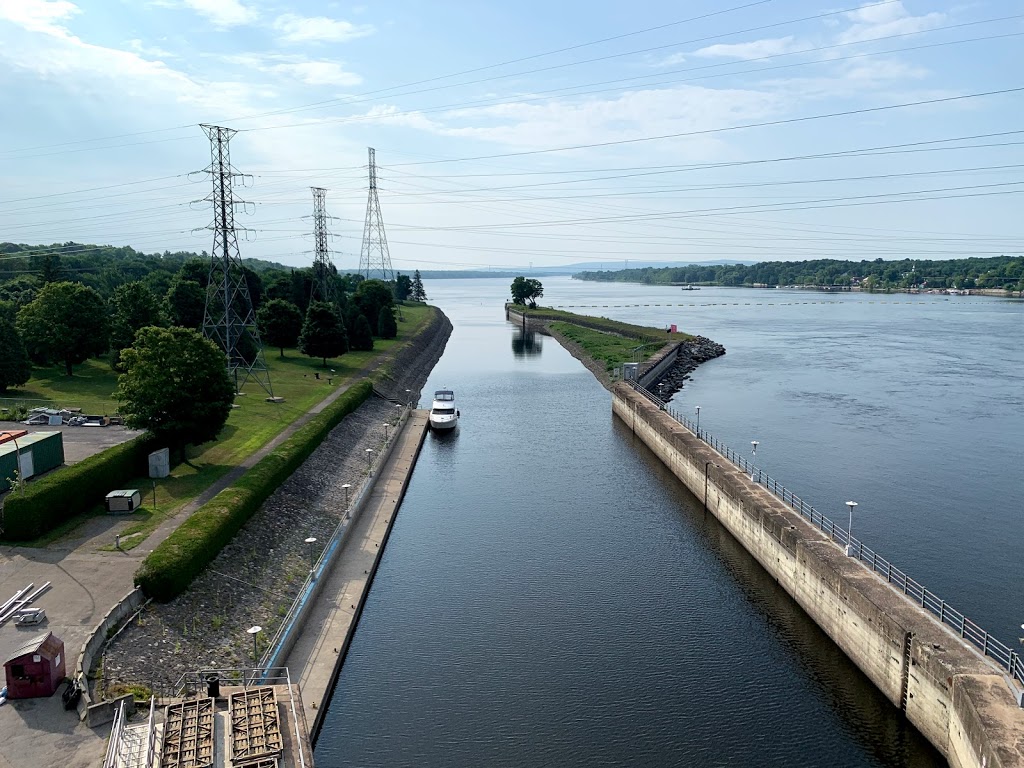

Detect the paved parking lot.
xmin=0 ymin=422 xmax=142 ymax=465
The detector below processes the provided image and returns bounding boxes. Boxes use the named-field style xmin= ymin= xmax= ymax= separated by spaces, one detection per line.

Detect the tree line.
xmin=575 ymin=255 xmax=1024 ymax=292
xmin=0 ymin=241 xmax=428 ymax=393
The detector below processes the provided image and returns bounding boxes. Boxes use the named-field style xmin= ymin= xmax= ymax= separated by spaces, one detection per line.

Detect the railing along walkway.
xmin=630 ymin=382 xmax=1024 ymax=689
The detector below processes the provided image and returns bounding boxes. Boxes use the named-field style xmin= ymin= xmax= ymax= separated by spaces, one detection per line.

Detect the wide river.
xmin=315 ymin=277 xmax=1023 ymax=767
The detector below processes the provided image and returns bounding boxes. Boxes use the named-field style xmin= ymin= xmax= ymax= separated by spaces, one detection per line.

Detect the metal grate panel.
xmin=229 ymin=687 xmax=283 ymax=764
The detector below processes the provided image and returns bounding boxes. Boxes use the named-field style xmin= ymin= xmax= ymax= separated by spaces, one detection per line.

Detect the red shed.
xmin=4 ymin=632 xmax=66 ymax=699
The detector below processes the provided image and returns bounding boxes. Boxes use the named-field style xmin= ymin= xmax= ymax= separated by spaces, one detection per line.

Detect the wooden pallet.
xmin=229 ymin=687 xmax=283 ymax=764
xmin=162 ymin=697 xmax=214 ymax=768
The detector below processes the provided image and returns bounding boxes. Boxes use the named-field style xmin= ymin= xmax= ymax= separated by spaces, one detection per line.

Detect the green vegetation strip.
xmin=2 ymin=433 xmax=158 ymax=541
xmin=507 ymin=304 xmax=693 ymax=343
xmin=135 ymin=380 xmax=373 ymax=602
xmin=549 ymin=323 xmax=647 ymax=372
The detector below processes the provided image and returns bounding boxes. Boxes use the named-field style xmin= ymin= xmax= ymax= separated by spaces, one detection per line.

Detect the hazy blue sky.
xmin=1 ymin=1 xmax=1021 ymax=271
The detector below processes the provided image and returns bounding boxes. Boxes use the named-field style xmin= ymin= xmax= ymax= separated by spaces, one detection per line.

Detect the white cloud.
xmin=0 ymin=0 xmax=80 ymax=34
xmin=650 ymin=52 xmax=686 ymax=68
xmin=178 ymin=0 xmax=257 ymax=27
xmin=270 ymin=60 xmax=361 ymax=87
xmin=273 ymin=13 xmax=374 ymax=43
xmin=128 ymin=38 xmax=175 ymax=59
xmin=838 ymin=1 xmax=945 ymax=44
xmin=404 ymin=85 xmax=781 ymax=158
xmin=694 ymin=36 xmax=799 ymax=60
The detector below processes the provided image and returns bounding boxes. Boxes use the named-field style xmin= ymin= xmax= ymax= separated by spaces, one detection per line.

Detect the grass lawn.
xmin=3 ymin=303 xmax=432 ymax=549
xmin=550 ymin=322 xmax=664 ymax=372
xmin=508 ymin=304 xmax=694 ymax=343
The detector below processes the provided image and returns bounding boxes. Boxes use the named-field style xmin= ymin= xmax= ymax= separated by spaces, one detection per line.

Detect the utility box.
xmin=105 ymin=489 xmax=141 ymax=514
xmin=148 ymin=448 xmax=170 ymax=479
xmin=623 ymin=362 xmax=639 ymax=382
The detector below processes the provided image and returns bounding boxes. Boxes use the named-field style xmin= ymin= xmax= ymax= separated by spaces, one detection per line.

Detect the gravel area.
xmin=100 ymin=310 xmax=452 ymax=696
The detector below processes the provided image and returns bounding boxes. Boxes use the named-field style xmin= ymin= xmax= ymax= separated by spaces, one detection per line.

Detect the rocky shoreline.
xmin=648 ymin=336 xmax=726 ymax=401
xmin=100 ymin=309 xmax=452 ymax=696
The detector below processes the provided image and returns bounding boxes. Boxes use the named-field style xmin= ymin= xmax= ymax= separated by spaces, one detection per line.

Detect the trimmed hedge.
xmin=134 ymin=380 xmax=373 ymax=602
xmin=2 ymin=432 xmax=158 ymax=541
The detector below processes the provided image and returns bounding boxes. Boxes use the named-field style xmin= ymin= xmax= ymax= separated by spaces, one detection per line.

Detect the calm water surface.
xmin=309 ymin=277 xmax=1024 ymax=767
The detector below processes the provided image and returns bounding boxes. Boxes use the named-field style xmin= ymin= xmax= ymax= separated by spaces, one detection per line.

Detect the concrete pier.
xmin=284 ymin=409 xmax=429 ymax=741
xmin=612 ymin=383 xmax=1024 ymax=768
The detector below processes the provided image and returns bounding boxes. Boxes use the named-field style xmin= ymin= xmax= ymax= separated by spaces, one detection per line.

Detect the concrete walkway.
xmin=284 ymin=410 xmax=429 ymax=737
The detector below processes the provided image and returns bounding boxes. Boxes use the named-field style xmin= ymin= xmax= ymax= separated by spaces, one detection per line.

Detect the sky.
xmin=1 ymin=0 xmax=1022 ymax=273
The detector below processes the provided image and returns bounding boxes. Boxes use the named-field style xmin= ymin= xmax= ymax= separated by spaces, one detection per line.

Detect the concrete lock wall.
xmin=611 ymin=383 xmax=1024 ymax=768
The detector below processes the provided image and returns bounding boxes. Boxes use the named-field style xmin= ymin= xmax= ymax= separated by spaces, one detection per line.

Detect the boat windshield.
xmin=434 ymin=391 xmax=454 ymax=401
xmin=432 ymin=407 xmax=456 ymax=415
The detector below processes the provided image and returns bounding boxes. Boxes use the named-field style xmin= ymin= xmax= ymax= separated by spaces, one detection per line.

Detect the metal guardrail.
xmin=631 ymin=382 xmax=1024 ymax=689
xmin=256 ymin=403 xmax=412 ymax=671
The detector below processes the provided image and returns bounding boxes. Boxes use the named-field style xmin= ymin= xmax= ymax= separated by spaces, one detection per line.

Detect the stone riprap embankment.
xmin=649 ymin=336 xmax=725 ymax=400
xmin=99 ymin=310 xmax=451 ymax=696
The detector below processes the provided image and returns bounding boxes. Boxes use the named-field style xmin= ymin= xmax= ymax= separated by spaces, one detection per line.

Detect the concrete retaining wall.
xmin=612 ymin=383 xmax=1024 ymax=768
xmin=637 ymin=343 xmax=681 ymax=388
xmin=76 ymin=587 xmax=147 ymax=718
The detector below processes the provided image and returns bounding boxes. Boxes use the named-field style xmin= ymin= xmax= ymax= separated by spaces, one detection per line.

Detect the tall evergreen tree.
xmin=411 ymin=270 xmax=427 ymax=301
xmin=378 ymin=305 xmax=397 ymax=339
xmin=349 ymin=313 xmax=374 ymax=351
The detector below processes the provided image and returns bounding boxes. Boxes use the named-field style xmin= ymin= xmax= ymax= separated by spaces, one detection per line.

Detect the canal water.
xmin=308 ymin=277 xmax=1024 ymax=766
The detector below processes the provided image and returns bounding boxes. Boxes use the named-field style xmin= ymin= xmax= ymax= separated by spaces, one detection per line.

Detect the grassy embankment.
xmin=509 ymin=304 xmax=693 ymax=372
xmin=0 ymin=304 xmax=432 ymax=548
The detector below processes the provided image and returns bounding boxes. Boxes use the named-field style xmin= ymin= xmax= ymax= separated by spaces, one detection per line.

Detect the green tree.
xmin=353 ymin=279 xmax=394 ymax=336
xmin=109 ymin=281 xmax=165 ymax=369
xmin=0 ymin=312 xmax=31 ymax=393
xmin=117 ymin=327 xmax=235 ymax=456
xmin=299 ymin=301 xmax=348 ymax=365
xmin=257 ymin=298 xmax=303 ymax=358
xmin=510 ymin=276 xmax=544 ymax=307
xmin=29 ymin=252 xmax=63 ymax=284
xmin=165 ymin=277 xmax=205 ymax=329
xmin=349 ymin=313 xmax=374 ymax=351
xmin=16 ymin=281 xmax=109 ymax=375
xmin=394 ymin=273 xmax=412 ymax=301
xmin=378 ymin=305 xmax=397 ymax=339
xmin=0 ymin=276 xmax=39 ymax=310
xmin=411 ymin=270 xmax=427 ymax=301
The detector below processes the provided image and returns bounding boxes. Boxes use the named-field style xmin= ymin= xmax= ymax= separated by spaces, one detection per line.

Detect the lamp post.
xmin=247 ymin=625 xmax=262 ymax=667
xmin=383 ymin=422 xmax=389 ymax=443
xmin=694 ymin=406 xmax=701 ymax=437
xmin=405 ymin=389 xmax=412 ymax=408
xmin=750 ymin=440 xmax=759 ymax=482
xmin=703 ymin=461 xmax=719 ymax=513
xmin=845 ymin=501 xmax=859 ymax=557
xmin=342 ymin=483 xmax=352 ymax=518
xmin=304 ymin=536 xmax=317 ymax=575
xmin=365 ymin=448 xmax=374 ymax=471
xmin=0 ymin=431 xmax=24 ymax=493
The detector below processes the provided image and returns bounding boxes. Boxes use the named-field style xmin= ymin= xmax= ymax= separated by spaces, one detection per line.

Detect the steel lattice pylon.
xmin=310 ymin=187 xmax=335 ymax=304
xmin=358 ymin=147 xmax=394 ymax=281
xmin=198 ymin=124 xmax=273 ymax=397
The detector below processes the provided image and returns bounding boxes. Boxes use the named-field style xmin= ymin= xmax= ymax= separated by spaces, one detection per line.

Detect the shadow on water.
xmin=611 ymin=416 xmax=945 ymax=767
xmin=511 ymin=328 xmax=543 ymax=357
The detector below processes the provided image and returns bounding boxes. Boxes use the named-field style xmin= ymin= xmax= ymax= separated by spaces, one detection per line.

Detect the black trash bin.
xmin=207 ymin=675 xmax=220 ymax=699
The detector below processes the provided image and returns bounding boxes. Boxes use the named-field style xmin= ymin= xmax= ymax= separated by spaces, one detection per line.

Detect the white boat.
xmin=428 ymin=389 xmax=459 ymax=431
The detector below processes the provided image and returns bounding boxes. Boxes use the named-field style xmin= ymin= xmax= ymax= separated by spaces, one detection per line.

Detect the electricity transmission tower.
xmin=358 ymin=147 xmax=394 ymax=281
xmin=197 ymin=124 xmax=273 ymax=397
xmin=310 ymin=186 xmax=335 ymax=304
